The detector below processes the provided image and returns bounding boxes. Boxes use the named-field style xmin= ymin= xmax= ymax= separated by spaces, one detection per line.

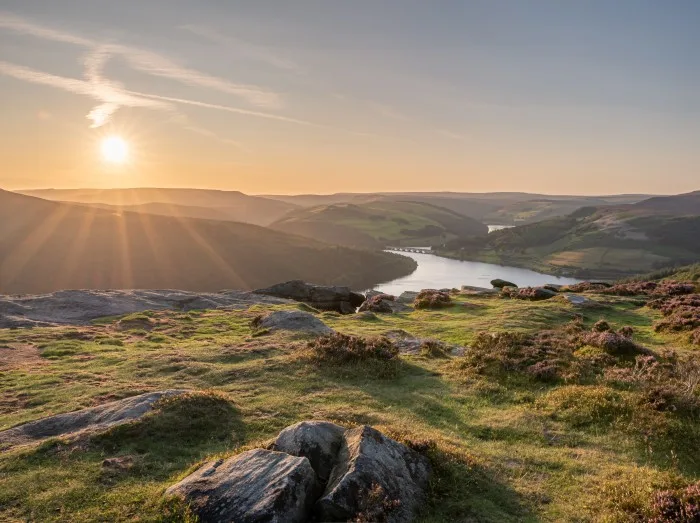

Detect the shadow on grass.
xmin=308 ymin=359 xmax=532 ymax=521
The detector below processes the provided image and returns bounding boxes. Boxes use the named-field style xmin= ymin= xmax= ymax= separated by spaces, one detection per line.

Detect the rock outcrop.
xmin=254 ymin=281 xmax=365 ymax=314
xmin=358 ymin=294 xmax=410 ymax=314
xmin=491 ymin=279 xmax=518 ymax=289
xmin=0 ymin=290 xmax=291 ymax=328
xmin=273 ymin=421 xmax=346 ymax=482
xmin=502 ymin=287 xmax=558 ymax=301
xmin=167 ymin=422 xmax=432 ymax=523
xmin=396 ymin=291 xmax=419 ymax=304
xmin=0 ymin=390 xmax=185 ymax=450
xmin=166 ymin=449 xmax=317 ymax=523
xmin=253 ymin=310 xmax=334 ymax=336
xmin=316 ymin=425 xmax=431 ymax=523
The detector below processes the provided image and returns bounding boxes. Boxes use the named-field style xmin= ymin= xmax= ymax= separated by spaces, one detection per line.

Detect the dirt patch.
xmin=0 ymin=343 xmax=43 ymax=369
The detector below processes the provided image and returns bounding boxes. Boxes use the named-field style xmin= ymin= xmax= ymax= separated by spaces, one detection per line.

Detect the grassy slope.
xmin=271 ymin=200 xmax=488 ymax=248
xmin=0 ymin=190 xmax=416 ymax=293
xmin=442 ymin=207 xmax=700 ymax=280
xmin=1 ymin=291 xmax=698 ymax=522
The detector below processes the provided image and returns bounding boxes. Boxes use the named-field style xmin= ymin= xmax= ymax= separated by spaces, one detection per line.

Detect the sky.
xmin=0 ymin=0 xmax=698 ymax=195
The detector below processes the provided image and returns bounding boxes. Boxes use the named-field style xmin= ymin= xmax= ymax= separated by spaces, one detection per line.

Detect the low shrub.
xmin=352 ymin=483 xmax=401 ymax=523
xmin=601 ymin=478 xmax=700 ymax=523
xmin=457 ymin=330 xmax=575 ymax=382
xmin=305 ymin=333 xmax=399 ymax=364
xmin=593 ymin=319 xmax=612 ymax=332
xmin=581 ymin=330 xmax=645 ymax=356
xmin=414 ymin=290 xmax=452 ymax=309
xmin=419 ymin=340 xmax=449 ymax=358
xmin=600 ymin=280 xmax=696 ymax=297
xmin=618 ymin=325 xmax=635 ymax=338
xmin=649 ymin=481 xmax=700 ymax=522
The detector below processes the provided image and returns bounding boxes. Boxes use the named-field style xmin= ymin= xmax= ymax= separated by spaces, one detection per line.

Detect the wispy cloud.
xmin=0 ymin=12 xmax=378 ymax=143
xmin=0 ymin=60 xmax=172 ymax=127
xmin=0 ymin=12 xmax=282 ymax=109
xmin=181 ymin=25 xmax=300 ymax=73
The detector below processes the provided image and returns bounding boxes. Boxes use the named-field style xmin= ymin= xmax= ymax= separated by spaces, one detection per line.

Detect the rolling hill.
xmin=17 ymin=188 xmax=298 ymax=226
xmin=0 ymin=190 xmax=416 ymax=294
xmin=444 ymin=192 xmax=700 ymax=279
xmin=270 ymin=200 xmax=488 ymax=248
xmin=264 ymin=191 xmax=651 ymax=225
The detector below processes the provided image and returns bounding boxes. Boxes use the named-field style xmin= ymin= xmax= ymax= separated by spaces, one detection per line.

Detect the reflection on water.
xmin=374 ymin=251 xmax=582 ymax=294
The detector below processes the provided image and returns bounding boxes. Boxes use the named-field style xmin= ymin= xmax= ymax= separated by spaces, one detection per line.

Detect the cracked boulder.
xmin=315 ymin=425 xmax=432 ymax=523
xmin=166 ymin=449 xmax=317 ymax=523
xmin=273 ymin=420 xmax=346 ymax=483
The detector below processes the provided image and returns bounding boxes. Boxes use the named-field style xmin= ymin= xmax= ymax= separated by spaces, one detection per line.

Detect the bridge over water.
xmin=385 ymin=246 xmax=433 ymax=253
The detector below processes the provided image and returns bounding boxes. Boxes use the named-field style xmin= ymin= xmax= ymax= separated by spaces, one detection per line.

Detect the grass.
xmin=0 ymin=292 xmax=698 ymax=522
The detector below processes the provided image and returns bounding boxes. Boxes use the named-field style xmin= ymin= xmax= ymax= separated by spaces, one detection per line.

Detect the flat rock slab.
xmin=316 ymin=425 xmax=431 ymax=523
xmin=0 ymin=289 xmax=291 ymax=328
xmin=166 ymin=449 xmax=317 ymax=523
xmin=0 ymin=390 xmax=186 ymax=451
xmin=258 ymin=310 xmax=334 ymax=336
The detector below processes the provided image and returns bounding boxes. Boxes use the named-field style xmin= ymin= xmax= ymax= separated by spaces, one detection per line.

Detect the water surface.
xmin=374 ymin=251 xmax=581 ymax=294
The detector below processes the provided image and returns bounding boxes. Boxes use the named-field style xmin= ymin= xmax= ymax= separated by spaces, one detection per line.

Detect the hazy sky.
xmin=0 ymin=1 xmax=698 ymax=194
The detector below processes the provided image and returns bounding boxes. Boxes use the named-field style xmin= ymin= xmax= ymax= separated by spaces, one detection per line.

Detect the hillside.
xmin=0 ymin=190 xmax=416 ymax=294
xmin=1 ymin=275 xmax=698 ymax=521
xmin=264 ymin=192 xmax=650 ymax=225
xmin=443 ymin=202 xmax=700 ymax=279
xmin=270 ymin=200 xmax=488 ymax=248
xmin=17 ymin=188 xmax=298 ymax=226
xmin=630 ymin=190 xmax=700 ymax=215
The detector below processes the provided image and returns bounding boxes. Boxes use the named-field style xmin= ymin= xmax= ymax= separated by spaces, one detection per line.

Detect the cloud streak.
xmin=0 ymin=12 xmax=282 ymax=109
xmin=180 ymin=25 xmax=300 ymax=72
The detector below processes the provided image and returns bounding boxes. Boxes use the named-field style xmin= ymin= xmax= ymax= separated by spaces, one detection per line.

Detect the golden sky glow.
xmin=0 ymin=3 xmax=697 ymax=195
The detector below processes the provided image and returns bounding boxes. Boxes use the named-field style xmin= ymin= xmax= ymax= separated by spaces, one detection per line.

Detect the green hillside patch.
xmin=271 ymin=200 xmax=488 ymax=248
xmin=442 ymin=205 xmax=700 ymax=279
xmin=1 ymin=287 xmax=698 ymax=521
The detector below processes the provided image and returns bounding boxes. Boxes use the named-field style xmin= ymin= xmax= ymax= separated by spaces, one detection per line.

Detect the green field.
xmin=1 ymin=285 xmax=699 ymax=521
xmin=271 ymin=200 xmax=488 ymax=248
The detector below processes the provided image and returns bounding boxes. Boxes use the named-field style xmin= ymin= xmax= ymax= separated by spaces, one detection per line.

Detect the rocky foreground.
xmin=0 ymin=271 xmax=698 ymax=522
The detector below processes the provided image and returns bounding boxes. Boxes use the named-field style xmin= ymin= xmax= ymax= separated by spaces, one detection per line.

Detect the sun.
xmin=100 ymin=136 xmax=129 ymax=164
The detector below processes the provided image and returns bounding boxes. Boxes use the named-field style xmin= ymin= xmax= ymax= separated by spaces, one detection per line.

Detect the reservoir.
xmin=373 ymin=250 xmax=582 ymax=294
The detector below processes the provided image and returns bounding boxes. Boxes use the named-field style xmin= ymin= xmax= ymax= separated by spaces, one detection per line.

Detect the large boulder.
xmin=358 ymin=294 xmax=410 ymax=314
xmin=396 ymin=291 xmax=419 ymax=304
xmin=254 ymin=281 xmax=365 ymax=314
xmin=273 ymin=421 xmax=346 ymax=482
xmin=254 ymin=310 xmax=334 ymax=336
xmin=315 ymin=425 xmax=431 ymax=523
xmin=166 ymin=449 xmax=317 ymax=523
xmin=491 ymin=279 xmax=518 ymax=289
xmin=0 ymin=390 xmax=185 ymax=450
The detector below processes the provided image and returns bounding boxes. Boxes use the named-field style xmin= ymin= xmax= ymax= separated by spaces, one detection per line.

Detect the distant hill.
xmin=270 ymin=200 xmax=488 ymax=248
xmin=445 ymin=201 xmax=700 ymax=279
xmin=264 ymin=192 xmax=651 ymax=225
xmin=0 ymin=190 xmax=416 ymax=294
xmin=17 ymin=188 xmax=298 ymax=226
xmin=630 ymin=191 xmax=700 ymax=215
